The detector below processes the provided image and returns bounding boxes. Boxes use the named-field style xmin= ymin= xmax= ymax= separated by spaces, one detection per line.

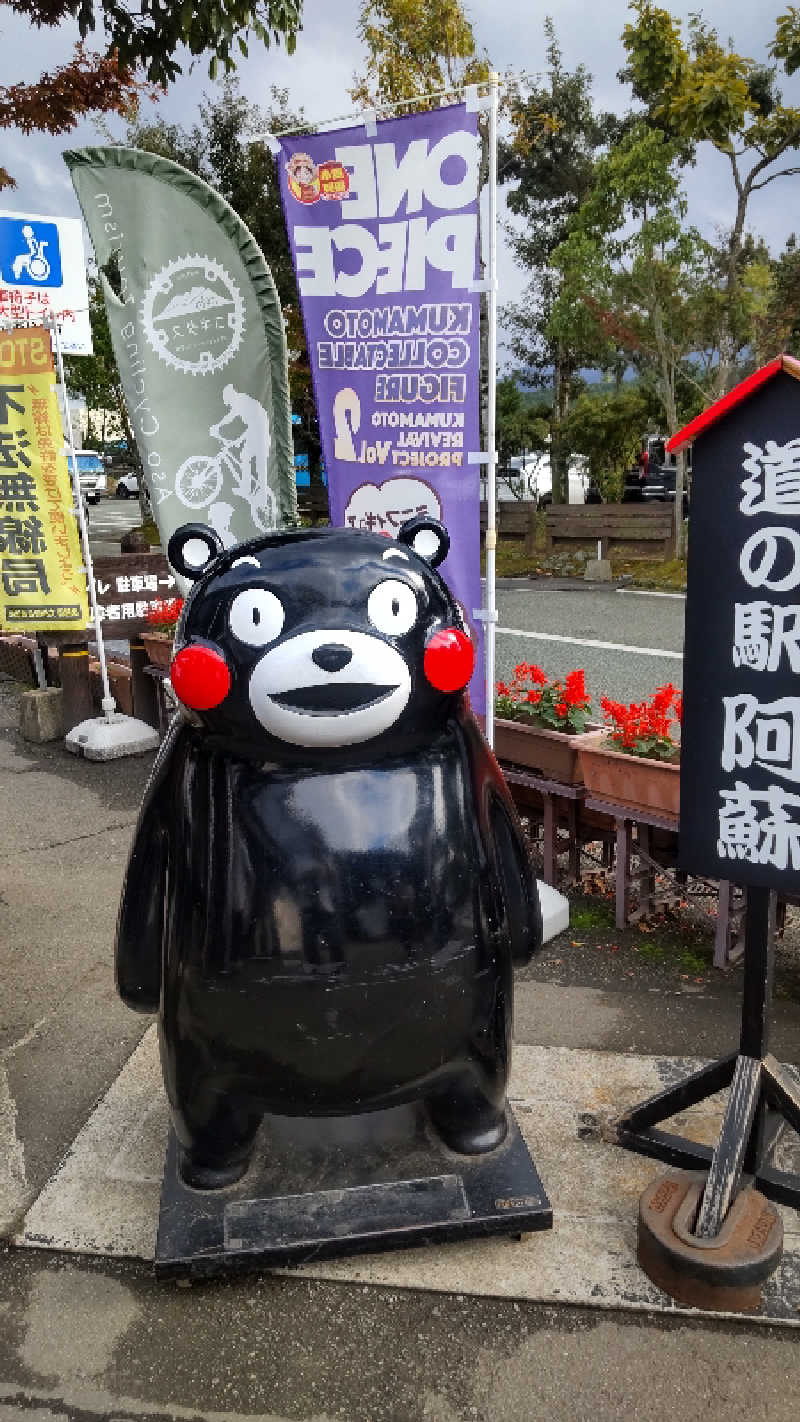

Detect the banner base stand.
xmin=65 ymin=713 xmax=160 ymax=761
xmin=154 ymin=1103 xmax=552 ymax=1282
xmin=614 ymin=889 xmax=800 ymax=1222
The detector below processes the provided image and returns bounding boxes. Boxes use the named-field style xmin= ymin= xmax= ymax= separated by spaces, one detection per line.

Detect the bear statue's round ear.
xmin=397 ymin=515 xmax=449 ymax=568
xmin=167 ymin=523 xmax=224 ymax=581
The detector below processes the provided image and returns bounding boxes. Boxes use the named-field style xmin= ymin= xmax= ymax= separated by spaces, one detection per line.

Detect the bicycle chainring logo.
xmin=141 ymin=254 xmax=245 ymax=375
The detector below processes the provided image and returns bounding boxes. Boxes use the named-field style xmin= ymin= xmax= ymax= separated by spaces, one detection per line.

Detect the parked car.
xmin=71 ymin=451 xmax=105 ymax=504
xmin=499 ymin=455 xmax=589 ymax=506
xmin=115 ymin=470 xmax=140 ymax=499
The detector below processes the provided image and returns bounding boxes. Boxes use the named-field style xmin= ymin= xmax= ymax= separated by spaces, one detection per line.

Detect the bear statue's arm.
xmin=115 ymin=716 xmax=185 ymax=1012
xmin=458 ymin=707 xmax=543 ymax=965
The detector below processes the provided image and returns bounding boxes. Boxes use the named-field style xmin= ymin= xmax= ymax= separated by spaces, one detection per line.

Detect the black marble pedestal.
xmin=155 ymin=1102 xmax=551 ymax=1280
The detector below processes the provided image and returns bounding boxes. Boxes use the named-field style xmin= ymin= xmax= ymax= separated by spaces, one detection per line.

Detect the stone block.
xmin=19 ymin=687 xmax=64 ymax=743
xmin=584 ymin=558 xmax=613 ymax=583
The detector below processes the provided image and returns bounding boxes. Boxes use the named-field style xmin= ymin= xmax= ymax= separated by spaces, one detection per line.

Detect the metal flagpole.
xmin=47 ymin=313 xmax=116 ymax=719
xmin=484 ymin=70 xmax=500 ymax=748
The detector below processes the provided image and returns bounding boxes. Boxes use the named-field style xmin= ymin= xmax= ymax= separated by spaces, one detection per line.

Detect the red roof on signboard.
xmin=666 ymin=354 xmax=800 ymax=453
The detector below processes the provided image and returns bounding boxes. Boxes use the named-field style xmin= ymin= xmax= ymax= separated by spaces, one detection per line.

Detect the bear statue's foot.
xmin=178 ymin=1151 xmax=251 ymax=1190
xmin=427 ymin=1082 xmax=508 ymax=1156
xmin=178 ymin=1148 xmax=253 ymax=1191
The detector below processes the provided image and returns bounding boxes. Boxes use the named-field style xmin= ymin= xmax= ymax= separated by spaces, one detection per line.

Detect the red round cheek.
xmin=424 ymin=628 xmax=474 ymax=692
xmin=171 ymin=645 xmax=231 ymax=710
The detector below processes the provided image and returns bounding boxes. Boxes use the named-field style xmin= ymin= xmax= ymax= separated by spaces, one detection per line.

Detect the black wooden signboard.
xmin=92 ymin=551 xmax=176 ymax=638
xmin=680 ymin=363 xmax=800 ymax=889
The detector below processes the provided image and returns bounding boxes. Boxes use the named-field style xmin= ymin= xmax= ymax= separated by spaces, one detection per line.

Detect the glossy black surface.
xmin=117 ymin=519 xmax=542 ymax=1188
xmin=155 ymin=1104 xmax=552 ymax=1280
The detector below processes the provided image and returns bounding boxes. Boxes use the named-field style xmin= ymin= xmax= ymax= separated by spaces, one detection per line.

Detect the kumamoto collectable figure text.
xmin=116 ymin=517 xmax=542 ymax=1189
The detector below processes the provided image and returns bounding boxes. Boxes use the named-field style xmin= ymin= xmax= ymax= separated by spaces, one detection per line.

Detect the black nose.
xmin=312 ymin=643 xmax=353 ymax=673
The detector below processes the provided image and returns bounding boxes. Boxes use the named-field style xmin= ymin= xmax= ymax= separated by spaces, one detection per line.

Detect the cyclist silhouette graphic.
xmin=12 ymin=225 xmax=50 ymax=282
xmin=175 ymin=385 xmax=276 ymax=533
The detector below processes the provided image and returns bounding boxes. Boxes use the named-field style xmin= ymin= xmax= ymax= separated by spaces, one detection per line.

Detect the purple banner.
xmin=277 ymin=104 xmax=484 ymax=711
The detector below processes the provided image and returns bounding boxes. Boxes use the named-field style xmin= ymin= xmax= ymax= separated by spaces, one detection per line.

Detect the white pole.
xmin=485 ymin=70 xmax=499 ymax=748
xmin=48 ymin=315 xmax=116 ymax=719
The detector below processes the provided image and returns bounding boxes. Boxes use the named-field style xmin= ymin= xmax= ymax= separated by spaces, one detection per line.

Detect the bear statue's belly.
xmin=163 ymin=748 xmax=503 ymax=1110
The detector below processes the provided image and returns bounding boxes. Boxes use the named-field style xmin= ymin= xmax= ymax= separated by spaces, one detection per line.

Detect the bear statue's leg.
xmin=426 ymin=1071 xmax=508 ymax=1156
xmin=173 ymin=1083 xmax=262 ymax=1191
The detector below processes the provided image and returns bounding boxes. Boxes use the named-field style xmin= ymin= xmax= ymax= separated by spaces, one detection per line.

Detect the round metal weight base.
xmin=637 ymin=1172 xmax=783 ymax=1313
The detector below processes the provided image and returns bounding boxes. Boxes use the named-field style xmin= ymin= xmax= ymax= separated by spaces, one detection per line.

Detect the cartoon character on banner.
xmin=116 ymin=517 xmax=542 ymax=1188
xmin=286 ymin=153 xmax=321 ymax=205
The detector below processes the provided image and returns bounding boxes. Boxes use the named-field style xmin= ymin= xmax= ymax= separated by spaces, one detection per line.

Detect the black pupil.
xmin=253 ymin=606 xmax=261 ymax=625
xmin=392 ymin=598 xmax=399 ymax=616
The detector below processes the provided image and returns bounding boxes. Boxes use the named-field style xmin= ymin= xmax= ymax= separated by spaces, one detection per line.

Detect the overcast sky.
xmin=4 ymin=0 xmax=800 ymax=368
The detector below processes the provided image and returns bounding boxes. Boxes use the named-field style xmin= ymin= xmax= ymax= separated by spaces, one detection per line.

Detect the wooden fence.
xmin=545 ymin=504 xmax=675 ymax=560
xmin=479 ymin=501 xmax=538 ymax=552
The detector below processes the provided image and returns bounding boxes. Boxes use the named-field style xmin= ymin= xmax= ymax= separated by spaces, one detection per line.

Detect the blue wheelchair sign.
xmin=0 ymin=216 xmax=63 ymax=288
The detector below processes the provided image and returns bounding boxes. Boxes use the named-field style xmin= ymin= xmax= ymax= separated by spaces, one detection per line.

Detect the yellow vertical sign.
xmin=0 ymin=327 xmax=89 ymax=631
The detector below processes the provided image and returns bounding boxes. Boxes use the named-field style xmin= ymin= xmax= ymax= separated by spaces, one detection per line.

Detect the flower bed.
xmin=494 ymin=663 xmax=595 ymax=782
xmin=579 ymin=686 xmax=683 ymax=816
xmin=141 ymin=598 xmax=184 ymax=671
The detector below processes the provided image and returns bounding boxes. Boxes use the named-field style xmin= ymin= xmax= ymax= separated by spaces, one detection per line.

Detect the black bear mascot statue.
xmin=117 ymin=517 xmax=542 ymax=1190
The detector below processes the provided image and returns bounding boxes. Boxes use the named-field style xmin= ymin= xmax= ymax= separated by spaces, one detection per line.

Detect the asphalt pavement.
xmin=496 ymin=580 xmax=685 ymax=705
xmin=86 ymin=497 xmax=143 ymax=557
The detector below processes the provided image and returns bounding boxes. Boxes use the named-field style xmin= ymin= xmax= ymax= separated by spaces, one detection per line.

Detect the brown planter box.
xmin=140 ymin=632 xmax=174 ymax=670
xmin=578 ymin=734 xmax=680 ymax=817
xmin=494 ymin=717 xmax=600 ymax=784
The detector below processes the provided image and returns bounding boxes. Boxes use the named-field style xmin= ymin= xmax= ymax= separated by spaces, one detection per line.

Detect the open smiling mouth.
xmin=271 ymin=684 xmax=398 ymax=714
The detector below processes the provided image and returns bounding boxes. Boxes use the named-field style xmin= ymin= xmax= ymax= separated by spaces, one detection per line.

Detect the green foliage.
xmin=502 ymin=22 xmax=622 ymax=501
xmin=16 ymin=1 xmax=304 ymax=87
xmin=772 ymin=8 xmax=800 ymax=75
xmin=350 ymin=0 xmax=489 ymax=109
xmin=549 ymin=121 xmax=711 ymax=436
xmin=569 ymin=900 xmax=616 ymax=933
xmin=621 ymin=3 xmax=800 ymax=397
xmin=64 ymin=276 xmax=136 ymax=453
xmin=496 ymin=379 xmax=549 ymax=468
xmin=564 ymin=387 xmax=651 ymax=499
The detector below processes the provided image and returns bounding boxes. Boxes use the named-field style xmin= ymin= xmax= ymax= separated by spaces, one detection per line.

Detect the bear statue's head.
xmin=166 ymin=517 xmax=475 ymax=762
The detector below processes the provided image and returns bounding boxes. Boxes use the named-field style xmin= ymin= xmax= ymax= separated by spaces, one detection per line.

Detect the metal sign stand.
xmin=45 ymin=314 xmax=159 ymax=760
xmin=618 ymin=887 xmax=798 ymax=1308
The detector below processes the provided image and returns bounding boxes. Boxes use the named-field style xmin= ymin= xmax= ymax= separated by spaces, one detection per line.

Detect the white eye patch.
xmin=182 ymin=537 xmax=213 ymax=570
xmin=229 ymin=588 xmax=285 ymax=647
xmin=367 ymin=579 xmax=418 ymax=636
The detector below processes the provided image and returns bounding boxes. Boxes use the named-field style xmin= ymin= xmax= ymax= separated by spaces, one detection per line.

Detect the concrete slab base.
xmin=64 ymin=713 xmax=159 ymax=761
xmin=15 ymin=1030 xmax=800 ymax=1325
xmin=19 ymin=687 xmax=63 ymax=743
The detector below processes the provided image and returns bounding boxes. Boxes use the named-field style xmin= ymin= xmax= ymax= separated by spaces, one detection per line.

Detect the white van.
xmin=487 ymin=454 xmax=589 ymax=506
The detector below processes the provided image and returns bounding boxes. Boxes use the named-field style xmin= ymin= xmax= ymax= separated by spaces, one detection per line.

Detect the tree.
xmin=0 ymin=0 xmax=302 ymax=187
xmin=564 ymin=386 xmax=652 ymax=501
xmin=350 ymin=0 xmax=489 ymax=113
xmin=64 ymin=275 xmax=137 ymax=456
xmin=495 ymin=378 xmax=548 ymax=495
xmin=550 ymin=121 xmax=722 ymax=552
xmin=502 ymin=22 xmax=623 ymax=503
xmin=622 ymin=2 xmax=800 ymax=397
xmin=747 ymin=234 xmax=800 ymax=363
xmin=0 ymin=44 xmax=142 ymax=188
